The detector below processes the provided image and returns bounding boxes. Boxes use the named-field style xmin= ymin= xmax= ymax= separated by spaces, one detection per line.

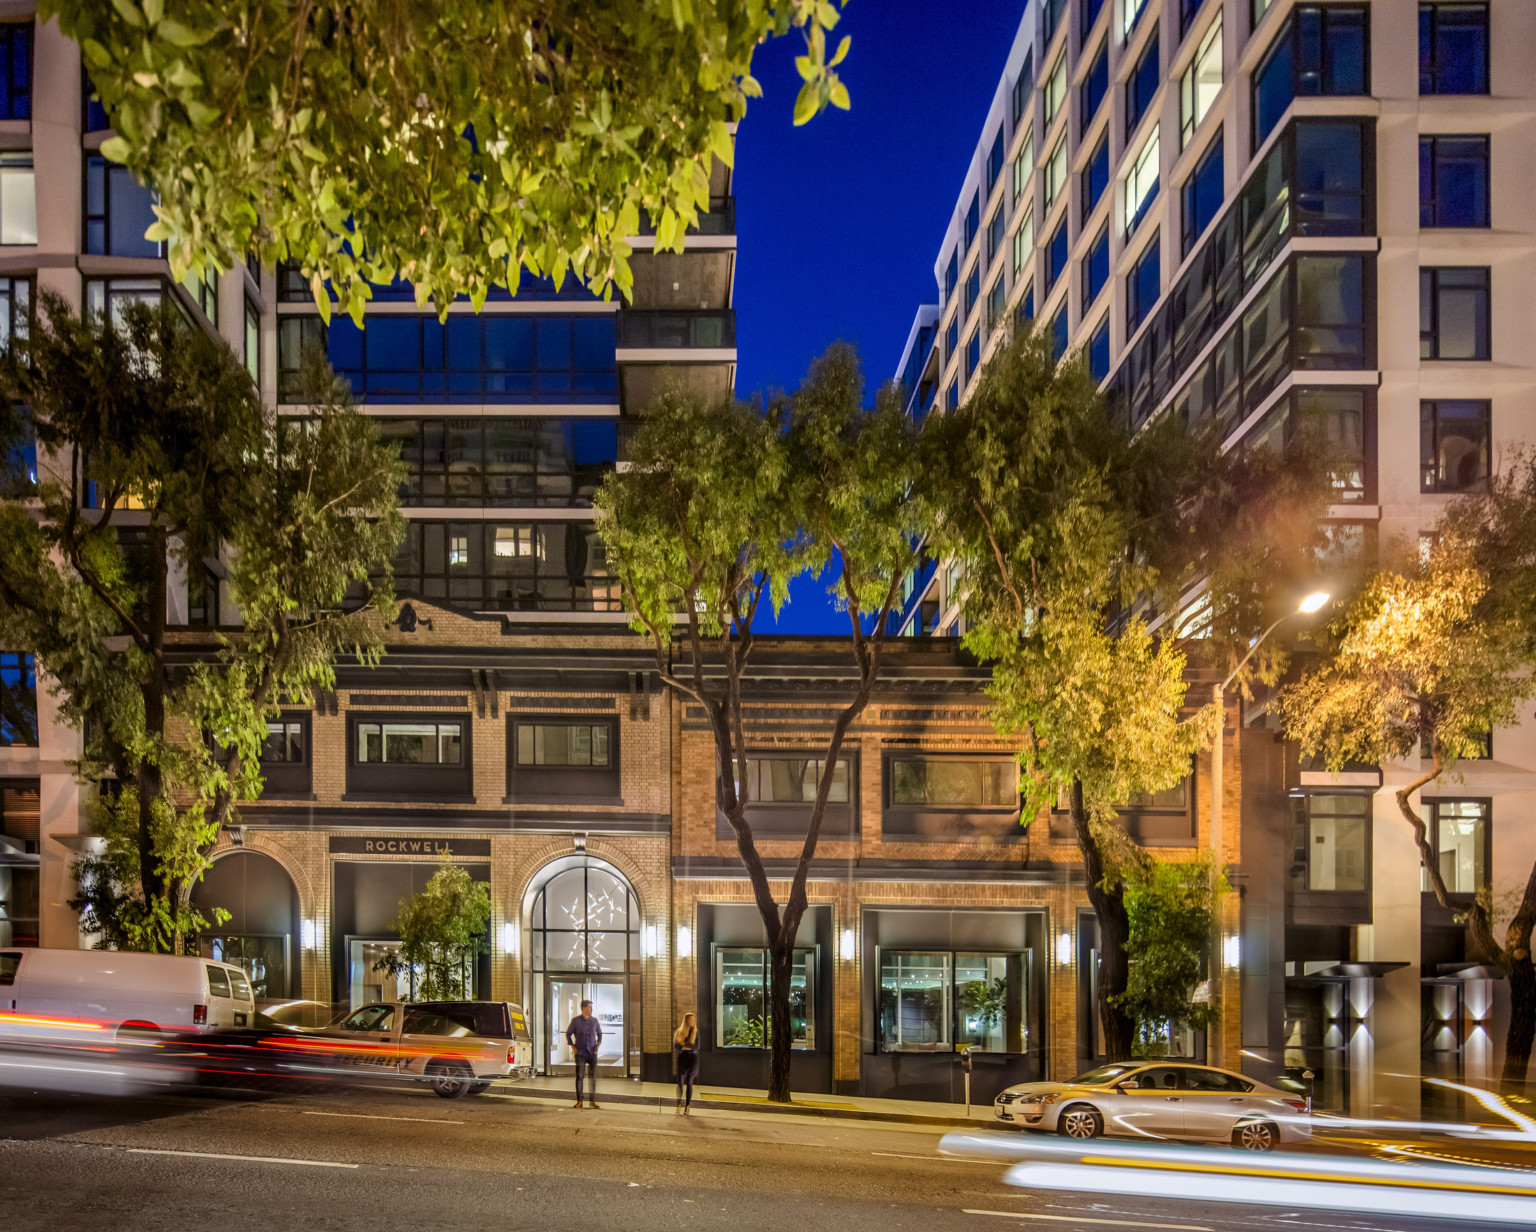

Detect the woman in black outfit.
xmin=673 ymin=1012 xmax=699 ymax=1115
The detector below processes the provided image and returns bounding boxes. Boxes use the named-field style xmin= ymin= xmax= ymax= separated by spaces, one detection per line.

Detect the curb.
xmin=486 ymin=1082 xmax=988 ymax=1128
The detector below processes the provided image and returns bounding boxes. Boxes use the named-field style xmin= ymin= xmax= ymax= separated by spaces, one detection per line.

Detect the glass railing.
xmin=616 ymin=310 xmax=735 ymax=349
xmin=637 ymin=197 xmax=737 ymax=237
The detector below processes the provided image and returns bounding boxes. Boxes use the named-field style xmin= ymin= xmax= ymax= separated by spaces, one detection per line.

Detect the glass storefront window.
xmin=880 ymin=952 xmax=951 ymax=1050
xmin=201 ymin=934 xmax=289 ymax=1001
xmin=716 ymin=948 xmax=813 ymax=1049
xmin=881 ymin=950 xmax=1027 ymax=1054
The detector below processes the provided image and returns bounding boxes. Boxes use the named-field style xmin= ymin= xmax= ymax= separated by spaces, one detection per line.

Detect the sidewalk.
xmin=490 ymin=1074 xmax=992 ymax=1128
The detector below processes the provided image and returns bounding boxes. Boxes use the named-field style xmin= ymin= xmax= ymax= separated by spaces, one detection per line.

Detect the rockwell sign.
xmin=328 ymin=837 xmax=492 ymax=858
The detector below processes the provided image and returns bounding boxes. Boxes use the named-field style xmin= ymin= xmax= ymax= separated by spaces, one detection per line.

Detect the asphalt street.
xmin=0 ymin=1078 xmax=1523 ymax=1232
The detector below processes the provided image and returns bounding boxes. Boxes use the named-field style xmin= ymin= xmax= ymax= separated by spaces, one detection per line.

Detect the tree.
xmin=1277 ymin=466 xmax=1536 ymax=1086
xmin=1117 ymin=855 xmax=1225 ymax=1057
xmin=595 ymin=344 xmax=920 ymax=1102
xmin=922 ymin=329 xmax=1332 ymax=1061
xmin=374 ymin=853 xmax=492 ymax=1002
xmin=0 ymin=295 xmax=403 ymax=952
xmin=48 ymin=0 xmax=852 ymax=321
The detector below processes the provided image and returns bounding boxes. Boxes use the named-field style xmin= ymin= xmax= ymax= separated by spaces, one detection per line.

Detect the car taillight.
xmin=507 ymin=1046 xmax=516 ymax=1066
xmin=1281 ymin=1098 xmax=1308 ymax=1113
xmin=193 ymin=1004 xmax=208 ymax=1026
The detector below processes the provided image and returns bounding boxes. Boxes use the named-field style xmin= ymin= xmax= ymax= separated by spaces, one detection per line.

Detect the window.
xmin=380 ymin=417 xmax=618 ymax=508
xmin=1248 ymin=388 xmax=1370 ymax=502
xmin=1050 ymin=305 xmax=1068 ymax=360
xmin=1181 ymin=131 xmax=1224 ymax=256
xmin=717 ymin=948 xmax=813 ymax=1049
xmin=1420 ymin=136 xmax=1489 ymax=228
xmin=964 ymin=192 xmax=981 ymax=252
xmin=987 ymin=128 xmax=1005 ymax=194
xmin=182 ymin=270 xmax=217 ymax=327
xmin=1089 ymin=317 xmax=1111 ymax=382
xmin=888 ymin=756 xmax=1018 ymax=808
xmin=0 ymin=24 xmax=31 ymax=120
xmin=262 ymin=721 xmax=304 ymax=764
xmin=1013 ymin=130 xmax=1033 ymax=206
xmin=1046 ymin=219 xmax=1068 ymax=293
xmin=1124 ymin=126 xmax=1160 ymax=236
xmin=187 ymin=567 xmax=220 ymax=627
xmin=1081 ymin=46 xmax=1108 ymax=133
xmin=1420 ymin=268 xmax=1489 ymax=361
xmin=357 ymin=721 xmax=463 ymax=765
xmin=1018 ymin=282 xmax=1035 ymax=325
xmin=1295 ymin=120 xmax=1371 ymax=235
xmin=1252 ymin=6 xmax=1369 ymax=147
xmin=986 ymin=207 xmax=1005 ymax=267
xmin=1294 ymin=254 xmax=1367 ymax=370
xmin=85 ymin=278 xmax=163 ymax=327
xmin=278 ymin=313 xmax=618 ymax=404
xmin=964 ymin=264 xmax=981 ymax=317
xmin=0 ymin=153 xmax=33 ymax=246
xmin=0 ymin=276 xmax=29 ymax=354
xmin=1290 ymin=794 xmax=1368 ymax=892
xmin=945 ymin=315 xmax=959 ymax=362
xmin=0 ymin=652 xmax=36 ymax=746
xmin=1013 ymin=208 xmax=1034 ymax=277
xmin=82 ymin=70 xmax=110 ymax=132
xmin=1083 ymin=227 xmax=1109 ymax=311
xmin=986 ymin=276 xmax=1006 ymax=333
xmin=1123 ymin=0 xmax=1149 ymax=36
xmin=737 ymin=756 xmax=850 ymax=804
xmin=1421 ymin=400 xmax=1489 ymax=492
xmin=243 ymin=297 xmax=260 ymax=385
xmin=1044 ymin=138 xmax=1066 ymax=209
xmin=1180 ymin=16 xmax=1222 ymax=150
xmin=1012 ymin=50 xmax=1035 ymax=126
xmin=516 ymin=722 xmax=609 ymax=766
xmin=945 ymin=250 xmax=959 ymax=301
xmin=965 ymin=329 xmax=981 ymax=380
xmin=1420 ymin=4 xmax=1488 ymax=95
xmin=1423 ymin=800 xmax=1488 ymax=893
xmin=1127 ymin=236 xmax=1160 ymax=332
xmin=1082 ymin=0 xmax=1106 ymax=37
xmin=947 ymin=378 xmax=959 ymax=412
xmin=389 ymin=520 xmax=619 ymax=611
xmin=878 ymin=951 xmax=1025 ymax=1054
xmin=1126 ymin=31 xmax=1160 ymax=137
xmin=1082 ymin=135 xmax=1108 ymax=222
xmin=1044 ymin=56 xmax=1066 ymax=128
xmin=84 ymin=155 xmax=157 ymax=256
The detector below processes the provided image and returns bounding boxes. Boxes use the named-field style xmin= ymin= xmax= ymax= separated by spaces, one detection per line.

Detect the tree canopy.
xmin=375 ymin=852 xmax=492 ymax=1002
xmin=595 ymin=344 xmax=920 ymax=1100
xmin=49 ymin=0 xmax=851 ymax=321
xmin=0 ymin=296 xmax=403 ymax=951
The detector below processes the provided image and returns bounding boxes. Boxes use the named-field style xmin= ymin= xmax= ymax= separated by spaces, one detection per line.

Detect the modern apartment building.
xmin=895 ymin=0 xmax=1536 ymax=1108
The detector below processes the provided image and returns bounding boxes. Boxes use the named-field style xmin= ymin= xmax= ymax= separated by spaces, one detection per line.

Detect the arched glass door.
xmin=527 ymin=858 xmax=640 ymax=1077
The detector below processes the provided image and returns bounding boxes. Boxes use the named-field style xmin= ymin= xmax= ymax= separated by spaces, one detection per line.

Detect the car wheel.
xmin=116 ymin=1020 xmax=162 ymax=1043
xmin=1057 ymin=1104 xmax=1104 ymax=1140
xmin=428 ymin=1061 xmax=473 ymax=1099
xmin=467 ymin=1079 xmax=492 ymax=1096
xmin=1235 ymin=1120 xmax=1278 ymax=1152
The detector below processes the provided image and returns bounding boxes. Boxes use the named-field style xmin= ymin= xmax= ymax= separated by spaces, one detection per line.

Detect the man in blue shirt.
xmin=565 ymin=999 xmax=602 ymax=1109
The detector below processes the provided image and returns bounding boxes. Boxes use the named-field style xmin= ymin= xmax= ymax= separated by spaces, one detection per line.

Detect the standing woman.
xmin=673 ymin=1012 xmax=700 ymax=1115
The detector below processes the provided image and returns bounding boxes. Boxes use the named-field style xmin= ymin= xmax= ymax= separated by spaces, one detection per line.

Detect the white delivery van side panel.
xmin=8 ymin=950 xmax=250 ymax=1033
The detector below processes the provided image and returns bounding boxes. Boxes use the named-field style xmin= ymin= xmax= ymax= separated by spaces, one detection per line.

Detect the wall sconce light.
xmin=1055 ymin=932 xmax=1073 ymax=966
xmin=839 ymin=928 xmax=856 ymax=961
xmin=643 ymin=924 xmax=657 ymax=958
xmin=500 ymin=921 xmax=518 ymax=954
xmin=677 ymin=925 xmax=693 ymax=959
xmin=300 ymin=919 xmax=317 ymax=950
xmin=1223 ymin=934 xmax=1242 ymax=969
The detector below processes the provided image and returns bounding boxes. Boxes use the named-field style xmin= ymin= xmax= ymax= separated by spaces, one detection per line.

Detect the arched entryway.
xmin=524 ymin=855 xmax=641 ymax=1078
xmin=192 ymin=849 xmax=302 ymax=1001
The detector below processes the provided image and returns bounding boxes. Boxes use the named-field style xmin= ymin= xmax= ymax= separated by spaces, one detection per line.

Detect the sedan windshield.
xmin=1070 ymin=1063 xmax=1141 ymax=1085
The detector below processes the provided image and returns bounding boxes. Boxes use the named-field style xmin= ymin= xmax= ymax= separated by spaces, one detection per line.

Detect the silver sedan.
xmin=994 ymin=1061 xmax=1311 ymax=1151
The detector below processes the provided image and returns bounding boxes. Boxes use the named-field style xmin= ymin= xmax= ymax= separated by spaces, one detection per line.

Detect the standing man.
xmin=565 ymin=998 xmax=602 ymax=1109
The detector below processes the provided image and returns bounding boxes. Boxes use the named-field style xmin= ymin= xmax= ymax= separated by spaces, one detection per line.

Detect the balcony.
xmin=638 ymin=197 xmax=736 ymax=238
xmin=616 ymin=310 xmax=735 ymax=351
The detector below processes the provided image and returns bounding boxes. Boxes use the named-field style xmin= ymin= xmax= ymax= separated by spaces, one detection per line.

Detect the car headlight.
xmin=1038 ymin=1093 xmax=1063 ymax=1106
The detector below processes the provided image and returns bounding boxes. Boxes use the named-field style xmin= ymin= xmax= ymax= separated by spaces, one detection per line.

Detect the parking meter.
xmin=960 ymin=1046 xmax=974 ymax=1115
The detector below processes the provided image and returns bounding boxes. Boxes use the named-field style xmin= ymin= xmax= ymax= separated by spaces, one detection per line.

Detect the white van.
xmin=0 ymin=948 xmax=255 ymax=1039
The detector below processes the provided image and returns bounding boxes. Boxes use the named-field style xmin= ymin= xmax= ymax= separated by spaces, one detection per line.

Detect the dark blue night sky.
xmin=733 ymin=0 xmax=1025 ymax=633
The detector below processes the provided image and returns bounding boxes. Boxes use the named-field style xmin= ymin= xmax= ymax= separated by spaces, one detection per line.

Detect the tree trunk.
xmin=1503 ymin=953 xmax=1536 ymax=1091
xmin=767 ymin=936 xmax=795 ymax=1103
xmin=135 ymin=525 xmax=171 ymax=951
xmin=1071 ymin=780 xmax=1135 ymax=1061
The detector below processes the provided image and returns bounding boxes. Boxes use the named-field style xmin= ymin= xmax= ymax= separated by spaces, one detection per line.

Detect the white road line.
xmin=127 ymin=1148 xmax=359 ymax=1169
xmin=872 ymin=1151 xmax=998 ymax=1164
xmin=963 ymin=1210 xmax=1212 ymax=1231
xmin=301 ymin=1110 xmax=463 ymax=1125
